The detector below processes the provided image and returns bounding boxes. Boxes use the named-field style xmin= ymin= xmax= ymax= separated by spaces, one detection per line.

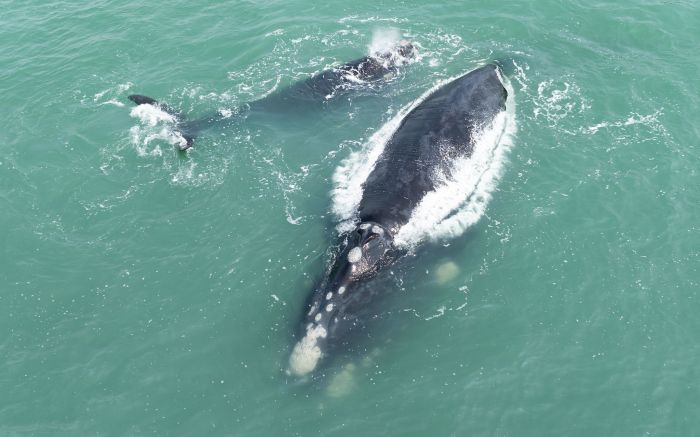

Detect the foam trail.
xmin=331 ymin=69 xmax=517 ymax=246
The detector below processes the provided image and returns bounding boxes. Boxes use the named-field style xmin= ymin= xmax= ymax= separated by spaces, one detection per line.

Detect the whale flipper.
xmin=127 ymin=94 xmax=195 ymax=150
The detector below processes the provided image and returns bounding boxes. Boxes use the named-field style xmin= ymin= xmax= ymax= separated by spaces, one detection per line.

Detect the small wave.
xmin=331 ymin=68 xmax=517 ymax=247
xmin=337 ymin=16 xmax=409 ymax=24
xmin=98 ymin=99 xmax=125 ymax=107
xmin=80 ymin=81 xmax=132 ymax=106
xmin=582 ymin=110 xmax=663 ymax=135
xmin=92 ymin=82 xmax=132 ymax=103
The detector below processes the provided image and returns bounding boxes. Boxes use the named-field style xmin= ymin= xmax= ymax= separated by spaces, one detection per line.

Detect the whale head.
xmin=288 ymin=222 xmax=394 ymax=377
xmin=395 ymin=39 xmax=416 ymax=60
xmin=376 ymin=39 xmax=416 ymax=67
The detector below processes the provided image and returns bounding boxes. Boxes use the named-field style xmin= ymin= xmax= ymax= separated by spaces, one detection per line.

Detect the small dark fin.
xmin=127 ymin=94 xmax=197 ymax=151
xmin=128 ymin=94 xmax=159 ymax=106
xmin=180 ymin=134 xmax=195 ymax=151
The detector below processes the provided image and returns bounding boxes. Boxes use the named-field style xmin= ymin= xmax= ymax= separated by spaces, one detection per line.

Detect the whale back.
xmin=358 ymin=64 xmax=507 ymax=231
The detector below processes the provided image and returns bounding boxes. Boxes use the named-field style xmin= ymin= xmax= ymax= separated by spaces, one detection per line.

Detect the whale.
xmin=288 ymin=63 xmax=510 ymax=377
xmin=127 ymin=40 xmax=416 ymax=150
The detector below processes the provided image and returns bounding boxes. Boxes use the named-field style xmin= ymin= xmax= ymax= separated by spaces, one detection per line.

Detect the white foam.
xmin=129 ymin=104 xmax=188 ymax=151
xmin=129 ymin=104 xmax=176 ymax=126
xmin=583 ymin=110 xmax=662 ymax=135
xmin=332 ymin=69 xmax=517 ymax=248
xmin=288 ymin=324 xmax=327 ymax=376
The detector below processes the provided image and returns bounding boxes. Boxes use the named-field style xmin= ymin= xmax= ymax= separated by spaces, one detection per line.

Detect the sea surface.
xmin=1 ymin=1 xmax=699 ymax=436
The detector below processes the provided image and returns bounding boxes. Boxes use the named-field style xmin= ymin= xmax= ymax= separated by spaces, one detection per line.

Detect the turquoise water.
xmin=2 ymin=1 xmax=699 ymax=435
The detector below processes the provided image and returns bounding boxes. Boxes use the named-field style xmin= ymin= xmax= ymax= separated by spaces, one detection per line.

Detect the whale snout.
xmin=288 ymin=223 xmax=394 ymax=377
xmin=288 ymin=281 xmax=350 ymax=377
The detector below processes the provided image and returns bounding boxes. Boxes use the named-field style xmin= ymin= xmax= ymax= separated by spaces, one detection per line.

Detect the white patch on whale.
xmin=288 ymin=324 xmax=327 ymax=377
xmin=348 ymin=247 xmax=362 ymax=263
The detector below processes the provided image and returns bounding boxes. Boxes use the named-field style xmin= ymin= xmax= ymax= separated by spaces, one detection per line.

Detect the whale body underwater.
xmin=288 ymin=63 xmax=512 ymax=377
xmin=127 ymin=41 xmax=416 ymax=150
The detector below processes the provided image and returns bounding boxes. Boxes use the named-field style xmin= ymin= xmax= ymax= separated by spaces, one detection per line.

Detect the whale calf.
xmin=288 ymin=64 xmax=511 ymax=377
xmin=127 ymin=40 xmax=416 ymax=150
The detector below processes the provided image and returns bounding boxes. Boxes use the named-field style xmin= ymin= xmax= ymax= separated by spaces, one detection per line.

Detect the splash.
xmin=367 ymin=28 xmax=417 ymax=69
xmin=128 ymin=104 xmax=188 ymax=151
xmin=368 ymin=28 xmax=401 ymax=56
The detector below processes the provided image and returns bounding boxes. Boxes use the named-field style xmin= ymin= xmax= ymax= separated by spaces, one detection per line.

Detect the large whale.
xmin=288 ymin=64 xmax=510 ymax=377
xmin=127 ymin=40 xmax=416 ymax=150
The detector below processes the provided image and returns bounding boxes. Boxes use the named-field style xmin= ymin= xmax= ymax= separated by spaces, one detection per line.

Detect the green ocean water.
xmin=2 ymin=0 xmax=699 ymax=435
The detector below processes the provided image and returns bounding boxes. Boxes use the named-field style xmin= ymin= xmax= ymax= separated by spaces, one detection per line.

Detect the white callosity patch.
xmin=347 ymin=247 xmax=363 ymax=263
xmin=288 ymin=324 xmax=327 ymax=377
xmin=338 ymin=286 xmax=346 ymax=295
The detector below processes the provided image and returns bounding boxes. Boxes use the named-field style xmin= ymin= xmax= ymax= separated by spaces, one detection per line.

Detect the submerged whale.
xmin=127 ymin=40 xmax=416 ymax=150
xmin=288 ymin=64 xmax=510 ymax=377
